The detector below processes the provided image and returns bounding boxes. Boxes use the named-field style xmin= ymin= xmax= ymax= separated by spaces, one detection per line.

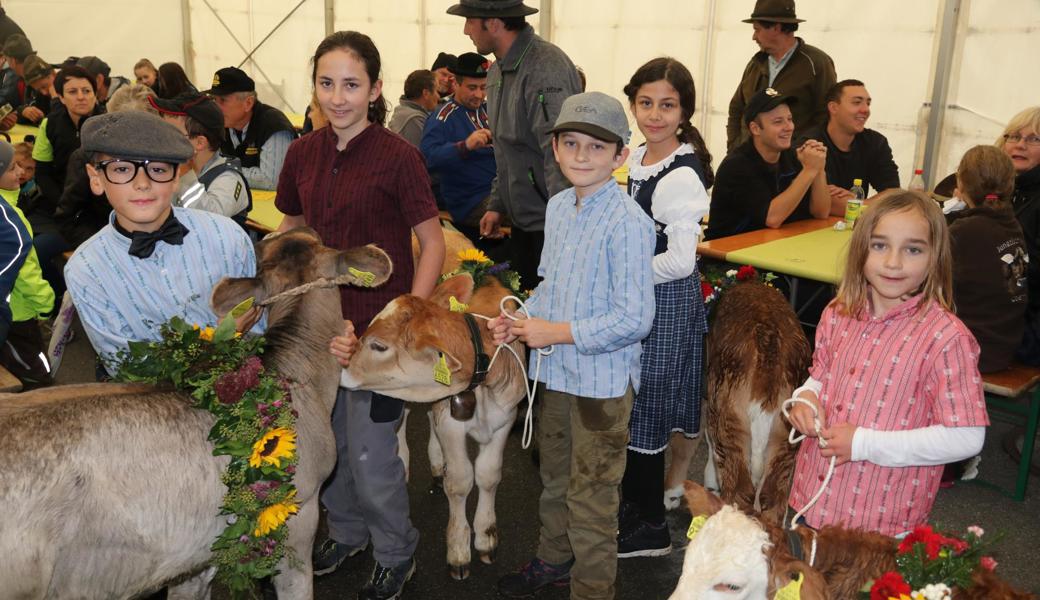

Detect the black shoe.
xmin=357 ymin=558 xmax=415 ymax=600
xmin=617 ymin=499 xmax=639 ymax=532
xmin=617 ymin=520 xmax=671 ymax=558
xmin=497 ymin=557 xmax=573 ymax=598
xmin=312 ymin=537 xmax=367 ymax=576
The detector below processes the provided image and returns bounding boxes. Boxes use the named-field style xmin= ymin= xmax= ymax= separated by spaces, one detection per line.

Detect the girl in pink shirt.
xmin=788 ymin=192 xmax=988 ymax=536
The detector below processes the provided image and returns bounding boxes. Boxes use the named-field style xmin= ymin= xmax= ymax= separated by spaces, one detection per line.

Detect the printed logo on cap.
xmin=212 ymin=74 xmax=221 ymax=87
xmin=765 ymin=87 xmax=779 ymax=97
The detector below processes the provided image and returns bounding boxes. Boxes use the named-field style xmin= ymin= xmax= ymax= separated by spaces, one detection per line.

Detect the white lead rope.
xmin=469 ymin=295 xmax=552 ymax=450
xmin=780 ymin=396 xmax=834 ymax=567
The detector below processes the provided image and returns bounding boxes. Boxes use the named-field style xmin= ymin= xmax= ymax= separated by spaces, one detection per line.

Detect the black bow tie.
xmin=115 ymin=213 xmax=191 ymax=259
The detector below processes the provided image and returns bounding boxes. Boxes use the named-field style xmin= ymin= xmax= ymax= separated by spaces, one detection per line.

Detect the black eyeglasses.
xmin=94 ymin=159 xmax=177 ymax=184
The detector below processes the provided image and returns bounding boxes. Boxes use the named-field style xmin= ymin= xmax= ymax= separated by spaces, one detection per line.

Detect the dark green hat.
xmin=447 ymin=0 xmax=538 ymax=18
xmin=742 ymin=0 xmax=804 ymax=24
xmin=82 ymin=111 xmax=195 ymax=165
xmin=450 ymin=53 xmax=492 ymax=79
xmin=2 ymin=34 xmax=33 ymax=62
xmin=23 ymin=54 xmax=53 ymax=85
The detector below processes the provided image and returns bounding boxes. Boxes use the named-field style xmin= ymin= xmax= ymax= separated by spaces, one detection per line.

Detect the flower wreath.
xmin=700 ymin=264 xmax=778 ymax=305
xmin=115 ymin=315 xmax=298 ymax=594
xmin=440 ymin=248 xmax=528 ymax=301
xmin=863 ymin=525 xmax=1000 ymax=600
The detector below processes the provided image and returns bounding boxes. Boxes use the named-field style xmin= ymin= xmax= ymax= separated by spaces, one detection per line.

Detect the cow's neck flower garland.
xmin=115 ymin=315 xmax=298 ymax=594
xmin=863 ymin=525 xmax=1000 ymax=600
xmin=700 ymin=264 xmax=778 ymax=306
xmin=442 ymin=248 xmax=528 ymax=301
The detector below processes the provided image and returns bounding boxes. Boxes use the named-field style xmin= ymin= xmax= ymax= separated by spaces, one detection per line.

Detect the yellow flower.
xmin=457 ymin=248 xmax=491 ymax=264
xmin=193 ymin=324 xmax=216 ymax=342
xmin=253 ymin=490 xmax=299 ymax=537
xmin=249 ymin=428 xmax=297 ymax=469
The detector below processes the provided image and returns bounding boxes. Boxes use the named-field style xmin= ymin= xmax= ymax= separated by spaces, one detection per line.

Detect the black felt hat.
xmin=743 ymin=87 xmax=797 ymax=125
xmin=431 ymin=52 xmax=457 ymax=72
xmin=450 ymin=53 xmax=492 ymax=79
xmin=742 ymin=0 xmax=804 ymax=24
xmin=446 ymin=0 xmax=538 ymax=18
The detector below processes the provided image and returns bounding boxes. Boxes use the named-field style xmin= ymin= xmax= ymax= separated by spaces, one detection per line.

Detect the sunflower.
xmin=193 ymin=324 xmax=216 ymax=342
xmin=249 ymin=428 xmax=297 ymax=469
xmin=457 ymin=248 xmax=491 ymax=264
xmin=253 ymin=489 xmax=299 ymax=537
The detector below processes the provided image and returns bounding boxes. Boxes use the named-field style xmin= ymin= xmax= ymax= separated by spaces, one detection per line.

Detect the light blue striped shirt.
xmin=65 ymin=208 xmax=261 ymax=372
xmin=525 ymin=179 xmax=656 ymax=398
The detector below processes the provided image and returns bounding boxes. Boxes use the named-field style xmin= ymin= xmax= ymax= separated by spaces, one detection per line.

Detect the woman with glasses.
xmin=998 ymin=107 xmax=1040 ymax=364
xmin=29 ymin=65 xmax=104 ymax=301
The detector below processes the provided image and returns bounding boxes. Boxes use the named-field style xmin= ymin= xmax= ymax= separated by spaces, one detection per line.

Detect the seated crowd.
xmin=0 ymin=0 xmax=1037 ymax=599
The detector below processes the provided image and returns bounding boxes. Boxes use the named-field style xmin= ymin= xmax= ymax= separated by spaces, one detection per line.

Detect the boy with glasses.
xmin=64 ymin=110 xmax=262 ymax=375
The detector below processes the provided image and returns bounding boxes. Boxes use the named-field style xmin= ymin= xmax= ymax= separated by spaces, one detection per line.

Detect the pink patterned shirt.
xmin=789 ymin=296 xmax=988 ymax=536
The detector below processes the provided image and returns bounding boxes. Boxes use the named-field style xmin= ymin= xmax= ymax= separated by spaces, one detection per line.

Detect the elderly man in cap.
xmin=726 ymin=0 xmax=835 ymax=151
xmin=708 ymin=87 xmax=830 ymax=240
xmin=205 ymin=66 xmax=296 ymax=190
xmin=431 ymin=51 xmax=457 ymax=99
xmin=77 ymin=56 xmax=130 ymax=106
xmin=448 ymin=0 xmax=581 ymax=291
xmin=65 ymin=110 xmax=264 ymax=375
xmin=420 ymin=52 xmax=497 ymax=250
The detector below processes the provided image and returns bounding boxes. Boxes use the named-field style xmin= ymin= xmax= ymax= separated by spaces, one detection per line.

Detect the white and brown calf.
xmin=341 ymin=273 xmax=527 ymax=580
xmin=704 ymin=281 xmax=811 ymax=524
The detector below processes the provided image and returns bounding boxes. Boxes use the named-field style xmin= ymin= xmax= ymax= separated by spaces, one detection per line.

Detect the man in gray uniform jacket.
xmin=448 ymin=0 xmax=581 ymax=290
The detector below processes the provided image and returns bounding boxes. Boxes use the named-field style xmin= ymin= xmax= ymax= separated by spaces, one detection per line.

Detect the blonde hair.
xmin=133 ymin=58 xmax=157 ymax=74
xmin=106 ymin=83 xmax=158 ymax=115
xmin=956 ymin=145 xmax=1015 ymax=206
xmin=834 ymin=192 xmax=952 ymax=317
xmin=996 ymin=106 xmax=1040 ymax=147
xmin=13 ymin=141 xmax=32 ymax=160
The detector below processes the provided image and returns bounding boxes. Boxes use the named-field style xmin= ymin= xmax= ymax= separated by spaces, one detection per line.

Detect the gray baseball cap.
xmin=550 ymin=91 xmax=630 ymax=145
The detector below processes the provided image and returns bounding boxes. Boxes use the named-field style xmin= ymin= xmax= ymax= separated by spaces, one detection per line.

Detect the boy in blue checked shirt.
xmin=489 ymin=92 xmax=655 ymax=600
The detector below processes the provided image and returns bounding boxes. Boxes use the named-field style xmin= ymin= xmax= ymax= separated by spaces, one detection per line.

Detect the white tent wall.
xmin=9 ymin=0 xmax=1039 ymax=195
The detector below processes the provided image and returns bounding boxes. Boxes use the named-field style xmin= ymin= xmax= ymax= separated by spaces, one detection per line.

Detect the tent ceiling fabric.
xmin=13 ymin=0 xmax=1040 ymax=188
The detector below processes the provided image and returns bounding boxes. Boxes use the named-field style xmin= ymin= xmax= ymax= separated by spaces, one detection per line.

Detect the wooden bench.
xmin=973 ymin=363 xmax=1040 ymax=501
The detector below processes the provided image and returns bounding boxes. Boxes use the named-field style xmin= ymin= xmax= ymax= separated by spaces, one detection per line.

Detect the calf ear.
xmin=684 ymin=480 xmax=725 ymax=516
xmin=768 ymin=557 xmax=828 ymax=600
xmin=429 ymin=273 xmax=476 ymax=309
xmin=211 ymin=277 xmax=263 ymax=317
xmin=333 ymin=244 xmax=394 ymax=287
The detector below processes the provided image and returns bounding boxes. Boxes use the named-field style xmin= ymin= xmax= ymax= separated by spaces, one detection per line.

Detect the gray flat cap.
xmin=81 ymin=111 xmax=194 ymax=164
xmin=550 ymin=91 xmax=631 ymax=145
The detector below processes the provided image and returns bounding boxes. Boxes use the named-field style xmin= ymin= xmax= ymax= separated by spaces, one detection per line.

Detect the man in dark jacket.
xmin=205 ymin=66 xmax=296 ymax=190
xmin=726 ymin=0 xmax=836 ymax=151
xmin=77 ymin=56 xmax=130 ymax=106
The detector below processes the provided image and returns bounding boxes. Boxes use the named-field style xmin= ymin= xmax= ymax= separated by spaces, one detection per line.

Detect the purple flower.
xmin=239 ymin=534 xmax=250 ymax=543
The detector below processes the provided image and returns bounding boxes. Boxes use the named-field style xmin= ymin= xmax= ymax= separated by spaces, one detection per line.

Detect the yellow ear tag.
xmin=449 ymin=296 xmax=468 ymax=313
xmin=229 ymin=296 xmax=255 ymax=318
xmin=348 ymin=267 xmax=376 ymax=287
xmin=686 ymin=514 xmax=708 ymax=540
xmin=774 ymin=572 xmax=803 ymax=600
xmin=433 ymin=353 xmax=452 ymax=386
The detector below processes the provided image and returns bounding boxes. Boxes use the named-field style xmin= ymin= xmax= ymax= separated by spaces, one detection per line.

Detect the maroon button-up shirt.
xmin=276 ymin=124 xmax=439 ymax=333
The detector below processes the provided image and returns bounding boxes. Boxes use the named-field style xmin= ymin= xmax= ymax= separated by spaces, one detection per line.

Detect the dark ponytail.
xmin=624 ymin=57 xmax=714 ymax=189
xmin=311 ymin=30 xmax=389 ymax=127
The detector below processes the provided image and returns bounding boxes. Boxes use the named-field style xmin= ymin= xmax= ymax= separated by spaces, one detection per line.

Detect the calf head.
xmin=342 ymin=274 xmax=497 ymax=401
xmin=670 ymin=481 xmax=827 ymax=600
xmin=210 ymin=227 xmax=392 ymax=322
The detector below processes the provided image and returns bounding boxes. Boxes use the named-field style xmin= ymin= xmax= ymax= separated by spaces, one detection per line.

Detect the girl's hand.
xmin=509 ymin=318 xmax=569 ymax=349
xmin=820 ymin=423 xmax=857 ymax=465
xmin=788 ymin=395 xmax=824 ymax=438
xmin=487 ymin=314 xmax=518 ymax=345
xmin=329 ymin=320 xmax=357 ymax=367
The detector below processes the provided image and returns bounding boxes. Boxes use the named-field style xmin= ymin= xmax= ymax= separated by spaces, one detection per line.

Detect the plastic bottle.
xmin=845 ymin=178 xmax=865 ymax=227
xmin=909 ymin=168 xmax=926 ymax=192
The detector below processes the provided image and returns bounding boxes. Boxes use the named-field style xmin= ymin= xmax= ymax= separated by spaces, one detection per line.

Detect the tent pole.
xmin=539 ymin=0 xmax=553 ymax=42
xmin=699 ymin=0 xmax=717 ymax=137
xmin=922 ymin=0 xmax=962 ymax=188
xmin=181 ymin=0 xmax=195 ymax=83
xmin=325 ymin=0 xmax=334 ymax=36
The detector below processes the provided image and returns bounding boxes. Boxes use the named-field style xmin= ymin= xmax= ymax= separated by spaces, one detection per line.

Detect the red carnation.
xmin=898 ymin=525 xmax=966 ymax=559
xmin=736 ymin=265 xmax=757 ymax=281
xmin=870 ymin=571 xmax=910 ymax=600
xmin=700 ymin=280 xmax=715 ymax=300
xmin=980 ymin=556 xmax=998 ymax=571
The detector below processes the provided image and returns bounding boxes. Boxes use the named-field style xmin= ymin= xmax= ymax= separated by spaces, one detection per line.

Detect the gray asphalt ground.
xmin=50 ymin=321 xmax=1039 ymax=599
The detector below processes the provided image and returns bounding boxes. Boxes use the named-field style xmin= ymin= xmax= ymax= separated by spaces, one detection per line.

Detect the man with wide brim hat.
xmin=420 ymin=51 xmax=500 ymax=252
xmin=709 ymin=86 xmax=830 ymax=240
xmin=726 ymin=0 xmax=835 ymax=151
xmin=446 ymin=0 xmax=580 ymax=296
